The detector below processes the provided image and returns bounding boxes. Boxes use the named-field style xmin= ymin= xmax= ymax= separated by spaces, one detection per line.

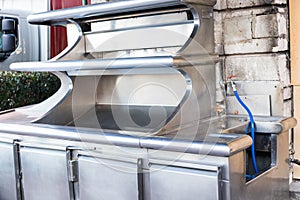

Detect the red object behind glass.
xmin=50 ymin=0 xmax=91 ymax=58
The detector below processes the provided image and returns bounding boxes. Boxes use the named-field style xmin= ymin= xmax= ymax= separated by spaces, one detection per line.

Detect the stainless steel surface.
xmin=140 ymin=133 xmax=251 ymax=156
xmin=83 ymin=22 xmax=194 ymax=55
xmin=0 ymin=139 xmax=18 ymax=200
xmin=149 ymin=163 xmax=221 ymax=200
xmin=0 ymin=116 xmax=294 ymax=199
xmin=0 ymin=0 xmax=296 ymax=199
xmin=242 ymin=130 xmax=290 ymax=200
xmin=227 ymin=94 xmax=271 ymax=116
xmin=78 ymin=154 xmax=139 ymax=200
xmin=50 ymin=19 xmax=83 ymax=61
xmin=0 ymin=71 xmax=73 ymax=123
xmin=10 ymin=0 xmax=217 ymax=134
xmin=19 ymin=145 xmax=70 ymax=200
xmin=226 ymin=81 xmax=285 ymax=116
xmin=11 ymin=56 xmax=174 ymax=71
xmin=223 ymin=115 xmax=297 ymax=134
xmin=27 ymin=0 xmax=216 ymax=25
xmin=18 ymin=72 xmax=72 ymax=120
xmin=0 ymin=121 xmax=252 ymax=156
xmin=0 ymin=114 xmax=290 ymax=156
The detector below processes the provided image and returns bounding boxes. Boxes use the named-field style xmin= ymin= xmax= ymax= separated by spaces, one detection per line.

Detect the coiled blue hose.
xmin=232 ymin=83 xmax=259 ymax=174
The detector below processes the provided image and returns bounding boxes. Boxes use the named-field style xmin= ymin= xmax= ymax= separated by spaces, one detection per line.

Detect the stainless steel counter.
xmin=0 ymin=114 xmax=295 ymax=200
xmin=0 ymin=0 xmax=296 ymax=199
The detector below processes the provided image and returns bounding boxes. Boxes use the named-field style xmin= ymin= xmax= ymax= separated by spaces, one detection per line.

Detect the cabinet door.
xmin=149 ymin=163 xmax=222 ymax=200
xmin=78 ymin=155 xmax=139 ymax=200
xmin=20 ymin=146 xmax=70 ymax=200
xmin=0 ymin=140 xmax=18 ymax=200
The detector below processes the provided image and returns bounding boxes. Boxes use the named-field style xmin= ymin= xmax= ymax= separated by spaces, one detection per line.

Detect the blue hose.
xmin=233 ymin=89 xmax=259 ymax=174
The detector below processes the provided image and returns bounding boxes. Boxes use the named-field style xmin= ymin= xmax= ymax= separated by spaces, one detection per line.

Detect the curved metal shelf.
xmin=27 ymin=0 xmax=216 ymax=25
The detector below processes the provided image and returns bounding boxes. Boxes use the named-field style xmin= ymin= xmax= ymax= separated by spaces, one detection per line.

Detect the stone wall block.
xmin=252 ymin=14 xmax=278 ymax=38
xmin=226 ymin=0 xmax=286 ymax=9
xmin=225 ymin=54 xmax=279 ymax=81
xmin=214 ymin=0 xmax=227 ymax=10
xmin=223 ymin=16 xmax=252 ymax=43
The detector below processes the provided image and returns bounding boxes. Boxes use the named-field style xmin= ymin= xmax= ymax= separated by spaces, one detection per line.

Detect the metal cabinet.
xmin=149 ymin=162 xmax=222 ymax=200
xmin=0 ymin=139 xmax=19 ymax=200
xmin=77 ymin=153 xmax=139 ymax=200
xmin=19 ymin=144 xmax=70 ymax=200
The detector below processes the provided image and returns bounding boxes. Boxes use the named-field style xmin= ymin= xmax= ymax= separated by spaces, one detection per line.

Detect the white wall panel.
xmin=0 ymin=0 xmax=48 ymax=12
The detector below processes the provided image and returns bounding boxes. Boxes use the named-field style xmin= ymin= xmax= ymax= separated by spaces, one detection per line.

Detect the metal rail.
xmin=0 ymin=123 xmax=251 ymax=157
xmin=10 ymin=56 xmax=174 ymax=72
xmin=27 ymin=0 xmax=216 ymax=25
xmin=28 ymin=0 xmax=184 ymax=25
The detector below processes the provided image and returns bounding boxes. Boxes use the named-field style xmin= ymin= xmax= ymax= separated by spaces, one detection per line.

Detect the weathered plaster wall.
xmin=214 ymin=0 xmax=291 ymax=117
xmin=214 ymin=0 xmax=299 ymax=179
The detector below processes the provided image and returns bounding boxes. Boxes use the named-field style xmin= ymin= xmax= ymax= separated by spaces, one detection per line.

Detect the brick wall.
xmin=214 ymin=0 xmax=291 ymax=117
